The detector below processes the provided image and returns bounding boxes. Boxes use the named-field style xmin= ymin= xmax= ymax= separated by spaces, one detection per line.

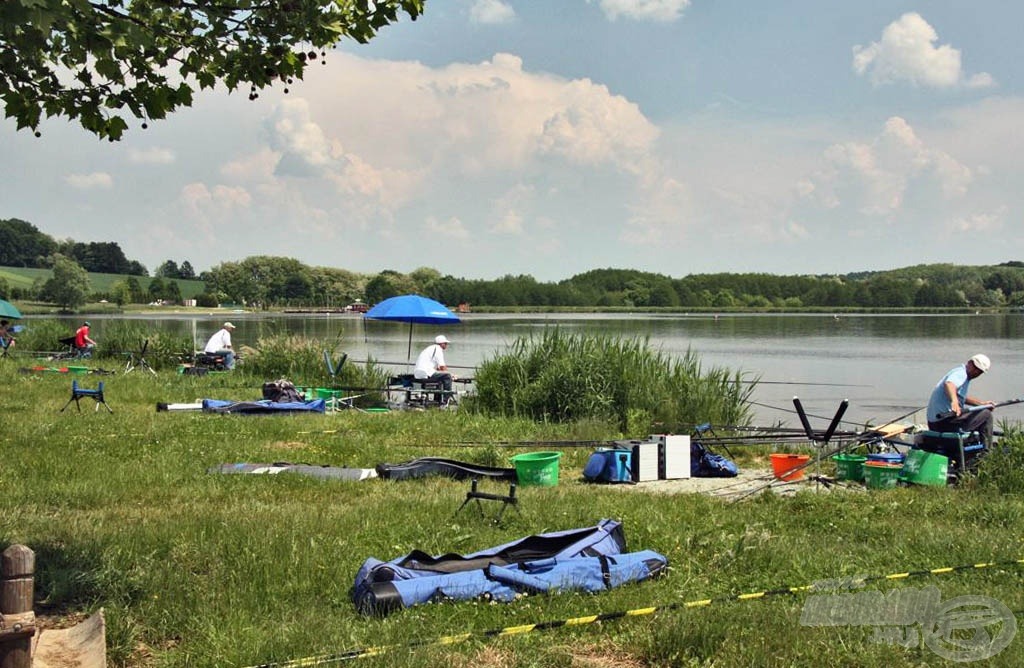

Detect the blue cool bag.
xmin=352 ymin=519 xmax=666 ymax=615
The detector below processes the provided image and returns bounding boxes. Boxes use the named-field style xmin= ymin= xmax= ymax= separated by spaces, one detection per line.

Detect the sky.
xmin=2 ymin=0 xmax=1023 ymax=281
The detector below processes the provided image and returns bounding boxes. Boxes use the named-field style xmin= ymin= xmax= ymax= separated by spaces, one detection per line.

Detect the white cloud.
xmin=802 ymin=116 xmax=973 ymax=216
xmin=425 ymin=215 xmax=470 ymax=240
xmin=220 ymin=149 xmax=279 ymax=183
xmin=267 ymin=98 xmax=343 ymax=175
xmin=594 ymin=0 xmax=690 ymax=22
xmin=852 ymin=12 xmax=994 ymax=89
xmin=470 ymin=0 xmax=515 ymax=25
xmin=65 ymin=172 xmax=113 ymax=189
xmin=180 ymin=183 xmax=252 ymax=220
xmin=128 ymin=147 xmax=175 ymax=164
xmin=949 ymin=207 xmax=1006 ymax=234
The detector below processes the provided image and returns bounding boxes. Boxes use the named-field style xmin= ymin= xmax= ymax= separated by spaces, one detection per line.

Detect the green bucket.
xmin=510 ymin=451 xmax=562 ymax=487
xmin=833 ymin=454 xmax=867 ymax=481
xmin=864 ymin=462 xmax=902 ymax=490
xmin=899 ymin=449 xmax=949 ymax=487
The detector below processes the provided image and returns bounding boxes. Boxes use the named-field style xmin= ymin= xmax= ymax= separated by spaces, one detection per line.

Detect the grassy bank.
xmin=1 ymin=362 xmax=1022 ymax=667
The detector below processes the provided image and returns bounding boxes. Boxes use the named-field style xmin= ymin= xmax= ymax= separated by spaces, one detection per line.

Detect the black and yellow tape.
xmin=247 ymin=556 xmax=1024 ymax=667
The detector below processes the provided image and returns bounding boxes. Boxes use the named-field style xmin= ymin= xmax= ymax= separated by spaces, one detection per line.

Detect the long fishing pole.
xmin=347 ymin=358 xmax=478 ymax=370
xmin=936 ymin=397 xmax=1024 ymax=420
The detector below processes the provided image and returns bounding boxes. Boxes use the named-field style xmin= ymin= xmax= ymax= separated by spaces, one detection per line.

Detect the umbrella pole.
xmin=407 ymin=323 xmax=413 ymax=361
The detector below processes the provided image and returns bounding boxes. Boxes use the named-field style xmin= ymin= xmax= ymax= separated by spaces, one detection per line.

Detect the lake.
xmin=58 ymin=312 xmax=1024 ymax=429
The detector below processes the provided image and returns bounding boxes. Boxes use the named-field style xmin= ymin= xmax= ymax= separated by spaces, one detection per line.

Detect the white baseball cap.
xmin=223 ymin=322 xmax=236 ymax=329
xmin=969 ymin=353 xmax=990 ymax=372
xmin=435 ymin=335 xmax=450 ymax=344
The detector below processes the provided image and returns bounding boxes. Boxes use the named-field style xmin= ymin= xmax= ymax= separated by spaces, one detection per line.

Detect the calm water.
xmin=55 ymin=312 xmax=1024 ymax=429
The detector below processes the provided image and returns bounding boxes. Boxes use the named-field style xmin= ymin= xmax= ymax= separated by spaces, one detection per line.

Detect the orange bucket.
xmin=770 ymin=453 xmax=811 ymax=481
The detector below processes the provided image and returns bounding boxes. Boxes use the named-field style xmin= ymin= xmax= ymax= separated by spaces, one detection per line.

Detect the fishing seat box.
xmin=913 ymin=430 xmax=985 ymax=475
xmin=614 ymin=435 xmax=691 ymax=482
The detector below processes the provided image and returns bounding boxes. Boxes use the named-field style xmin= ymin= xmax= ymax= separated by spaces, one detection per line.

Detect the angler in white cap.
xmin=204 ymin=321 xmax=237 ymax=370
xmin=926 ymin=353 xmax=995 ymax=444
xmin=414 ymin=334 xmax=456 ymax=399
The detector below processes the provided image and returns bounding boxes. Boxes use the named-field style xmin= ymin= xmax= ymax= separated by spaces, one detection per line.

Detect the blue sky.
xmin=2 ymin=0 xmax=1022 ymax=280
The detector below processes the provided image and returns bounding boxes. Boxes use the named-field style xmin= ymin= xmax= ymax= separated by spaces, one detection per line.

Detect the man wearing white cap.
xmin=414 ymin=334 xmax=455 ymax=400
xmin=926 ymin=354 xmax=995 ymax=444
xmin=204 ymin=322 xmax=237 ymax=370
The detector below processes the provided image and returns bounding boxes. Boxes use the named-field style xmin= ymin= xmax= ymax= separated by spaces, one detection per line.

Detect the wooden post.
xmin=1 ymin=545 xmax=36 ymax=668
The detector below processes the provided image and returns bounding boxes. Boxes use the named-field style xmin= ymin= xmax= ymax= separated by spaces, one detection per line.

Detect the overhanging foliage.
xmin=1 ymin=0 xmax=424 ymax=140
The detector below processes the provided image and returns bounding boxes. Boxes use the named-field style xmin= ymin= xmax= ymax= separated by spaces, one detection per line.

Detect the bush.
xmin=468 ymin=329 xmax=754 ymax=433
xmin=195 ymin=293 xmax=219 ymax=307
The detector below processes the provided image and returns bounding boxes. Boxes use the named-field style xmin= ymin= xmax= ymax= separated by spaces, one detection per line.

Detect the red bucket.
xmin=770 ymin=453 xmax=811 ymax=481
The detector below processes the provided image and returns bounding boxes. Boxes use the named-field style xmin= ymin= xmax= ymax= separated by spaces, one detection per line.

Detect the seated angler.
xmin=926 ymin=353 xmax=995 ymax=446
xmin=204 ymin=322 xmax=236 ymax=370
xmin=414 ymin=335 xmax=456 ymax=402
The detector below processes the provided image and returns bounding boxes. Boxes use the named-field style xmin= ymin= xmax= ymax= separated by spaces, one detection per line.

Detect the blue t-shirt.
xmin=927 ymin=365 xmax=970 ymax=422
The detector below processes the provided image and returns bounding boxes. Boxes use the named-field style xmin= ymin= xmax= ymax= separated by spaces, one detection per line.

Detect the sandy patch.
xmin=614 ymin=466 xmax=867 ymax=501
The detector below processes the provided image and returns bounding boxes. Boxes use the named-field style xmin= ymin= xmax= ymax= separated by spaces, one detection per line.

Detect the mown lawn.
xmin=1 ymin=361 xmax=1022 ymax=667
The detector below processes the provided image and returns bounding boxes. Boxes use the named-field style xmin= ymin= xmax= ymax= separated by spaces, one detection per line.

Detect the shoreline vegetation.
xmin=6 ymin=255 xmax=1024 ymax=315
xmin=6 ymin=300 xmax=1020 ymax=318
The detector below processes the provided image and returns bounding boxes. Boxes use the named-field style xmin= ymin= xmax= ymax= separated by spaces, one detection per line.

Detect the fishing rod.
xmin=730 ymin=380 xmax=872 ymax=388
xmin=347 ymin=358 xmax=478 ymax=370
xmin=936 ymin=397 xmax=1024 ymax=420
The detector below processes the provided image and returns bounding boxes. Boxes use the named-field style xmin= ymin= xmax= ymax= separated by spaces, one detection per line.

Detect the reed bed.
xmin=470 ymin=330 xmax=754 ymax=432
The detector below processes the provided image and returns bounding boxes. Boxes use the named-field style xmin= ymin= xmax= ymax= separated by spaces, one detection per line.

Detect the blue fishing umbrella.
xmin=0 ymin=298 xmax=22 ymax=320
xmin=364 ymin=294 xmax=460 ymax=359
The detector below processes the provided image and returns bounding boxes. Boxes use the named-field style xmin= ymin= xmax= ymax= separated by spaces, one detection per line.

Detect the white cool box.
xmin=614 ymin=434 xmax=691 ymax=482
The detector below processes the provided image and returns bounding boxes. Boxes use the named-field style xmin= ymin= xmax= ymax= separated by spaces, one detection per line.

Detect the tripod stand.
xmin=124 ymin=339 xmax=157 ymax=375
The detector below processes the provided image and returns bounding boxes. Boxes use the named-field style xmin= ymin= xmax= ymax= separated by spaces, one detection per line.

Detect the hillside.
xmin=0 ymin=266 xmax=207 ymax=299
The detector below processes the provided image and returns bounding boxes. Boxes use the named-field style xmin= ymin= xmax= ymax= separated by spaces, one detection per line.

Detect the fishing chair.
xmin=912 ymin=430 xmax=985 ymax=480
xmin=61 ymin=380 xmax=113 ymax=413
xmin=387 ymin=374 xmax=457 ymax=408
xmin=691 ymin=423 xmax=736 ymax=460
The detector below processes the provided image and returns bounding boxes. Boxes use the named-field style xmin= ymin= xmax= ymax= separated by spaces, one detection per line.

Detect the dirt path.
xmin=614 ymin=466 xmax=867 ymax=501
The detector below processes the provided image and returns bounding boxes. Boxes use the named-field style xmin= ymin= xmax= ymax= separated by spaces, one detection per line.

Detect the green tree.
xmin=179 ymin=261 xmax=196 ymax=280
xmin=148 ymin=276 xmax=166 ymax=302
xmin=40 ymin=254 xmax=89 ymax=309
xmin=0 ymin=218 xmax=57 ymax=266
xmin=163 ymin=280 xmax=183 ymax=304
xmin=156 ymin=260 xmax=180 ymax=278
xmin=2 ymin=0 xmax=424 ymax=140
xmin=365 ymin=270 xmax=415 ymax=304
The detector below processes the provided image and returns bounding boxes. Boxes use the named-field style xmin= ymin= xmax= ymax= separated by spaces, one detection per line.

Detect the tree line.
xmin=5 ymin=218 xmax=1024 ymax=310
xmin=201 ymin=257 xmax=1024 ymax=310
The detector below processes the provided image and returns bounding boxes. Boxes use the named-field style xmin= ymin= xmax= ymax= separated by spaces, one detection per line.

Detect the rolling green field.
xmin=0 ymin=265 xmax=206 ymax=299
xmin=1 ymin=357 xmax=1022 ymax=667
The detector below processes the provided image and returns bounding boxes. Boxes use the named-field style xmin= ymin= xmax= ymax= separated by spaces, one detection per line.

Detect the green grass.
xmin=0 ymin=265 xmax=206 ymax=299
xmin=1 ymin=361 xmax=1022 ymax=667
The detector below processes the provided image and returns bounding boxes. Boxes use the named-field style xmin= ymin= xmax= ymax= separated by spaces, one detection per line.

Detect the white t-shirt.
xmin=205 ymin=328 xmax=233 ymax=353
xmin=414 ymin=344 xmax=446 ymax=379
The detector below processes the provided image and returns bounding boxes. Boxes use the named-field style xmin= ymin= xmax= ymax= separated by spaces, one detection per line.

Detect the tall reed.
xmin=469 ymin=329 xmax=754 ymax=432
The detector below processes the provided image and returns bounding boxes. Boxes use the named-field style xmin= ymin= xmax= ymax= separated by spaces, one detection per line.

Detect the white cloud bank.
xmin=592 ymin=0 xmax=690 ymax=23
xmin=65 ymin=172 xmax=113 ymax=190
xmin=802 ymin=116 xmax=974 ymax=216
xmin=177 ymin=51 xmax=666 ymax=253
xmin=853 ymin=12 xmax=994 ymax=89
xmin=470 ymin=0 xmax=515 ymax=25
